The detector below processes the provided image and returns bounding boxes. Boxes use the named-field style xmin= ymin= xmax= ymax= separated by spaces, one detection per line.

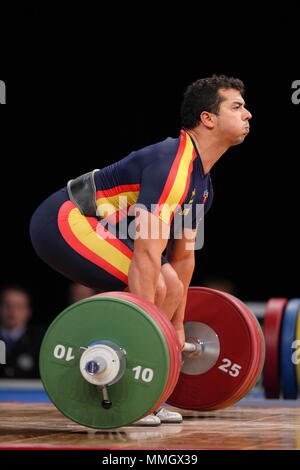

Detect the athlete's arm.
xmin=128 ymin=208 xmax=170 ymax=303
xmin=166 ymin=228 xmax=197 ymax=327
xmin=167 ymin=228 xmax=197 ymax=262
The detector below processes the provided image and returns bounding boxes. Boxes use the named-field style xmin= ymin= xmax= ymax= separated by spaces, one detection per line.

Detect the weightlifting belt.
xmin=67 ymin=169 xmax=100 ymax=217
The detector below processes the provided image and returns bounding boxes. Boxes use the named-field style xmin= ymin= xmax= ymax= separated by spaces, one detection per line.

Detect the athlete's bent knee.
xmin=169 ymin=278 xmax=184 ymax=304
xmin=154 ymin=275 xmax=167 ymax=307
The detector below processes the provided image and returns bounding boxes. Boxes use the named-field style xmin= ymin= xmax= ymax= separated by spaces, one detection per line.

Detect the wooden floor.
xmin=1 ymin=403 xmax=300 ymax=450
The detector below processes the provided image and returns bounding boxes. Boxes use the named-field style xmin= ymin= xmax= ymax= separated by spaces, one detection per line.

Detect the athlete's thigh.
xmin=29 ymin=188 xmax=131 ymax=290
xmin=30 ymin=188 xmax=169 ymax=291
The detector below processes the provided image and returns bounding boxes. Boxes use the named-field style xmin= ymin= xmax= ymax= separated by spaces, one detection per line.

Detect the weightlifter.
xmin=30 ymin=75 xmax=252 ymax=425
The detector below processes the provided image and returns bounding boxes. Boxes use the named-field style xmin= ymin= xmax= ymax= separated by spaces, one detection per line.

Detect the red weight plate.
xmin=94 ymin=292 xmax=181 ymax=415
xmin=196 ymin=291 xmax=265 ymax=409
xmin=262 ymin=298 xmax=288 ymax=398
xmin=218 ymin=293 xmax=265 ymax=407
xmin=206 ymin=290 xmax=265 ymax=408
xmin=167 ymin=287 xmax=265 ymax=411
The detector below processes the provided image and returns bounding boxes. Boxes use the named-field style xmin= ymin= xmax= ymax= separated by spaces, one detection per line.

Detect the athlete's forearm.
xmin=169 ymin=256 xmax=195 ymax=291
xmin=168 ymin=256 xmax=195 ymax=327
xmin=127 ymin=252 xmax=161 ymax=303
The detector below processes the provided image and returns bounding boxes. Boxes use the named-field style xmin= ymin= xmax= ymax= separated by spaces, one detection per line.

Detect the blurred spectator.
xmin=68 ymin=282 xmax=105 ymax=304
xmin=202 ymin=276 xmax=238 ymax=296
xmin=0 ymin=284 xmax=45 ymax=378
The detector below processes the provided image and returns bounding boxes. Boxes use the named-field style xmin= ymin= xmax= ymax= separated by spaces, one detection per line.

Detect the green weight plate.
xmin=40 ymin=293 xmax=170 ymax=429
xmin=113 ymin=292 xmax=181 ymax=413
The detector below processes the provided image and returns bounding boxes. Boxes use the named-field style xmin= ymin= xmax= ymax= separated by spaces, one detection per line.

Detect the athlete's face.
xmin=214 ymin=88 xmax=252 ymax=146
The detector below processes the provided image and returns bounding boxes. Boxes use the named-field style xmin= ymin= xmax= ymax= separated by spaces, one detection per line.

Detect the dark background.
xmin=1 ymin=7 xmax=299 ymax=324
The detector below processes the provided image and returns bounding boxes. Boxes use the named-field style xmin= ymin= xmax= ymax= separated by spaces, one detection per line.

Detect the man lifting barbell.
xmin=30 ymin=75 xmax=252 ymax=426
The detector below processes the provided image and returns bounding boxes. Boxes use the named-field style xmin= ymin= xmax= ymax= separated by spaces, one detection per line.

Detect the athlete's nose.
xmin=244 ymin=108 xmax=252 ymax=121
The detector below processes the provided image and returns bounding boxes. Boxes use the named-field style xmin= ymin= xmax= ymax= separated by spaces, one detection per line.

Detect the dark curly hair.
xmin=181 ymin=75 xmax=245 ymax=130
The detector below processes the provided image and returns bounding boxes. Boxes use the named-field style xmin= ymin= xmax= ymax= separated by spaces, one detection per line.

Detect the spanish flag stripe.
xmin=57 ymin=201 xmax=131 ymax=283
xmin=101 ymin=207 xmax=131 ymax=225
xmin=96 ymin=184 xmax=140 ymax=199
xmin=73 ymin=211 xmax=133 ymax=262
xmin=155 ymin=132 xmax=196 ymax=224
xmin=167 ymin=147 xmax=197 ymax=224
xmin=177 ymin=148 xmax=197 ymax=207
xmin=89 ymin=218 xmax=133 ymax=259
xmin=154 ymin=131 xmax=186 ymax=214
xmin=163 ymin=133 xmax=195 ymax=209
xmin=95 ymin=191 xmax=139 ymax=217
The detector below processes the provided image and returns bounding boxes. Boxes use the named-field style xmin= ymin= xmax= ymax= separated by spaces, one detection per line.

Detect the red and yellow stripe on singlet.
xmin=57 ymin=131 xmax=196 ymax=283
xmin=57 ymin=201 xmax=133 ymax=283
xmin=95 ymin=184 xmax=140 ymax=224
xmin=94 ymin=131 xmax=197 ymax=226
xmin=154 ymin=130 xmax=197 ymax=225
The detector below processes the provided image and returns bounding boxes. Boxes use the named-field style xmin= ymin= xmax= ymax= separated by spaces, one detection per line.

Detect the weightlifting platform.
xmin=1 ymin=380 xmax=300 ymax=450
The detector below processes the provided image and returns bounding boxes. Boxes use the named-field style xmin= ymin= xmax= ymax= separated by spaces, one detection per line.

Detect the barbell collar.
xmin=183 ymin=340 xmax=204 ymax=356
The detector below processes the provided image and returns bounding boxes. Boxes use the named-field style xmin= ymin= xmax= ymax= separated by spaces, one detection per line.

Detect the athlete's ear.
xmin=199 ymin=111 xmax=215 ymax=129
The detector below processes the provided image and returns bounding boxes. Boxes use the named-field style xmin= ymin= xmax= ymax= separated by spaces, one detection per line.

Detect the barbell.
xmin=39 ymin=287 xmax=265 ymax=429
